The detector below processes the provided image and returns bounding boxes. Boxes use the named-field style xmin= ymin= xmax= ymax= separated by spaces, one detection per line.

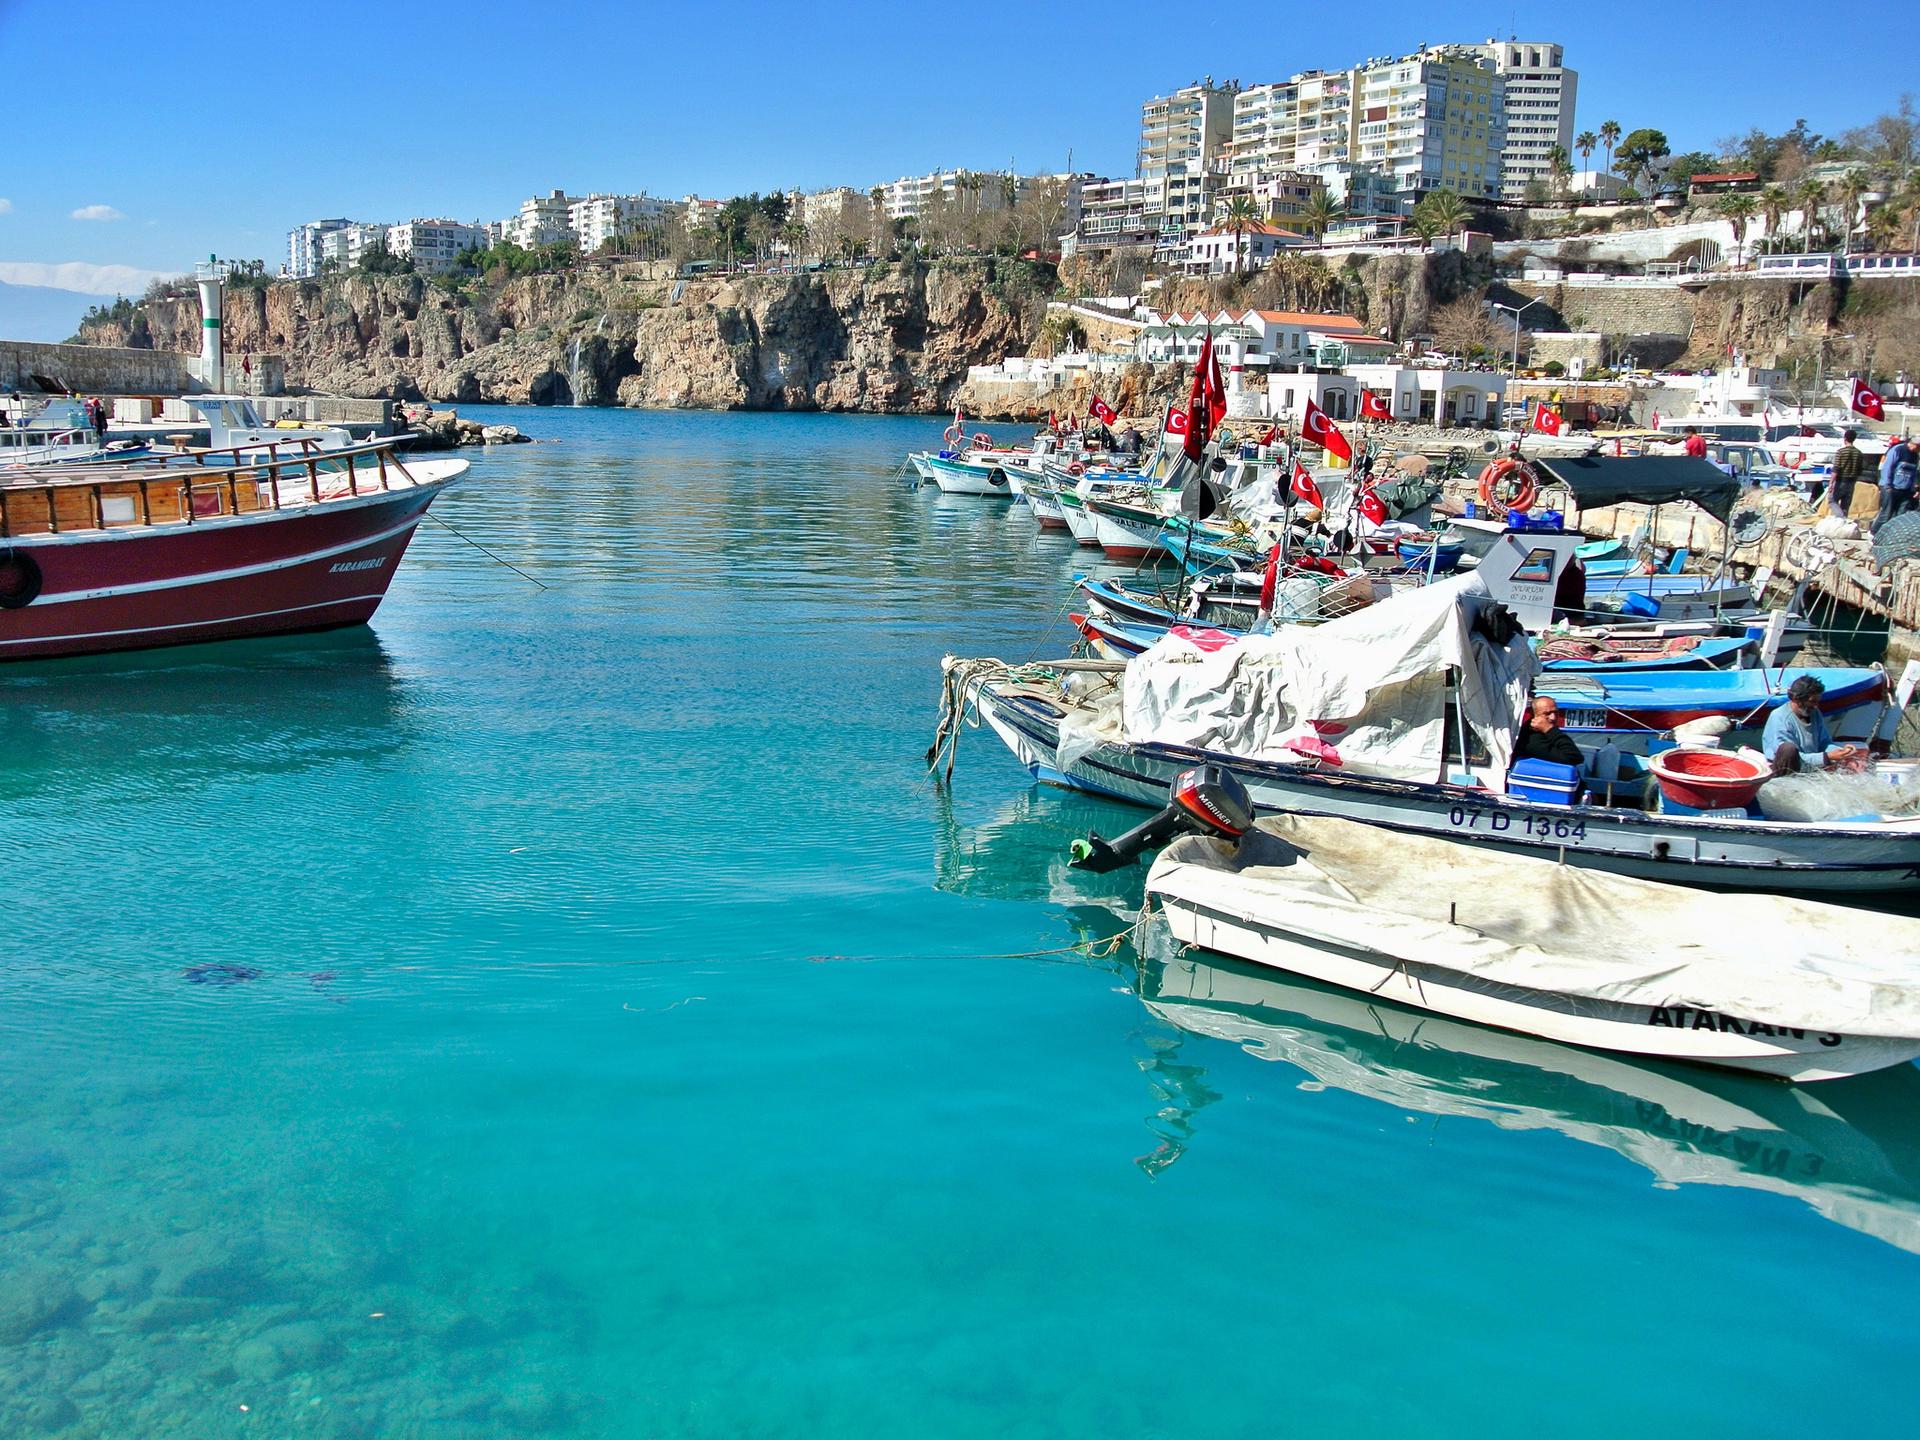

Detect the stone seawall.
xmin=1 ymin=340 xmax=196 ymax=396
xmin=1509 ymin=282 xmax=1698 ymax=338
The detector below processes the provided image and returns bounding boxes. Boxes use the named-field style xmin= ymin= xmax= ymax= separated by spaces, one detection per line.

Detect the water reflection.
xmin=1134 ymin=938 xmax=1920 ymax=1254
xmin=0 ymin=629 xmax=417 ymax=802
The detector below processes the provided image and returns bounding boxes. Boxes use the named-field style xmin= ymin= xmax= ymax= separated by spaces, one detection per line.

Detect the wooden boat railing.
xmin=0 ymin=442 xmax=420 ymax=539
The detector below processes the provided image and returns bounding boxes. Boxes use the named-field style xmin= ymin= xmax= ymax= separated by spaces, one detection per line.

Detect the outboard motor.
xmin=1068 ymin=764 xmax=1255 ymax=873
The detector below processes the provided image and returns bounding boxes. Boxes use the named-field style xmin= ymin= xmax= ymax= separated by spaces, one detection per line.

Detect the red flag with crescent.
xmin=1850 ymin=377 xmax=1886 ymax=422
xmin=1358 ymin=482 xmax=1388 ymax=526
xmin=1301 ymin=398 xmax=1351 ymax=461
xmin=1165 ymin=406 xmax=1189 ymax=436
xmin=1533 ymin=403 xmax=1564 ymax=436
xmin=1291 ymin=461 xmax=1324 ymax=509
xmin=1089 ymin=395 xmax=1117 ymax=425
xmin=1360 ymin=389 xmax=1392 ymax=421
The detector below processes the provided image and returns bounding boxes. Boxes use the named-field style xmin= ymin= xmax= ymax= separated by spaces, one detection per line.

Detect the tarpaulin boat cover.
xmin=1150 ymin=815 xmax=1920 ymax=1038
xmin=1120 ymin=572 xmax=1535 ymax=789
xmin=1530 ymin=455 xmax=1744 ymax=521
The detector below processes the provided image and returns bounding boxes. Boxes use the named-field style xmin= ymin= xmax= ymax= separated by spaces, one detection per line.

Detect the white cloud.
xmin=0 ymin=261 xmax=171 ymax=295
xmin=0 ymin=198 xmax=13 ymax=215
xmin=71 ymin=204 xmax=125 ymax=222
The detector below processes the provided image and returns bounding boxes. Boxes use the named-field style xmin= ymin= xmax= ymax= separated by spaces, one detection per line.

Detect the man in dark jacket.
xmin=1829 ymin=429 xmax=1865 ymax=517
xmin=1513 ymin=696 xmax=1584 ymax=768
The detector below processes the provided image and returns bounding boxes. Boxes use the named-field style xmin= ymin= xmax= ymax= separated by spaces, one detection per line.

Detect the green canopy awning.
xmin=1528 ymin=455 xmax=1745 ymax=522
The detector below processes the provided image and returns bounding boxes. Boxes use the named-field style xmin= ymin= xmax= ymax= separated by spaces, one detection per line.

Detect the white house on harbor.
xmin=1266 ymin=361 xmax=1506 ymax=424
xmin=1183 ymin=222 xmax=1308 ymax=274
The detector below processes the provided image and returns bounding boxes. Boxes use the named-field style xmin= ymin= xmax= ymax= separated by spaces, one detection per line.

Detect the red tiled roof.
xmin=1252 ymin=310 xmax=1368 ymax=331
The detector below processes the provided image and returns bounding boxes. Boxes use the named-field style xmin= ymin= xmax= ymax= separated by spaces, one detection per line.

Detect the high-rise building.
xmin=1353 ymin=47 xmax=1504 ymax=203
xmin=1467 ymin=40 xmax=1577 ymax=203
xmin=502 ymin=190 xmax=580 ymax=249
xmin=1138 ymin=80 xmax=1237 ymax=243
xmin=568 ymin=194 xmax=672 ymax=254
xmin=286 ymin=219 xmax=351 ymax=278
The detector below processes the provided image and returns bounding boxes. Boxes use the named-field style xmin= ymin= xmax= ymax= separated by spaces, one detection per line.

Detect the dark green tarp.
xmin=1528 ymin=455 xmax=1745 ymax=521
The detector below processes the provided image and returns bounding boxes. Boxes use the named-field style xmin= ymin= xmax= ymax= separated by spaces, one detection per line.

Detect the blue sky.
xmin=0 ymin=0 xmax=1915 ymax=301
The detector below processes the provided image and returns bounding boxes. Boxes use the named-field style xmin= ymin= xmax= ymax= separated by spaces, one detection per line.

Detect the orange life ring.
xmin=1478 ymin=457 xmax=1539 ymax=513
xmin=1783 ymin=451 xmax=1806 ymax=469
xmin=1067 ymin=461 xmax=1086 ymax=476
xmin=943 ymin=424 xmax=963 ymax=446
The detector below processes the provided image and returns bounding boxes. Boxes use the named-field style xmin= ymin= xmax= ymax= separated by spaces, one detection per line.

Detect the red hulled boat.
xmin=0 ymin=442 xmax=467 ymax=661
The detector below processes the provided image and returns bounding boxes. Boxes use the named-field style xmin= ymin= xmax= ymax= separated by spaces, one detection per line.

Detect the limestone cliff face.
xmin=78 ymin=260 xmax=1047 ymax=413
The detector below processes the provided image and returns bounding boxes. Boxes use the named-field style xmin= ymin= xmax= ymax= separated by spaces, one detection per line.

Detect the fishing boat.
xmin=1023 ymin=482 xmax=1070 ymax=530
xmin=1539 ymin=665 xmax=1892 ymax=748
xmin=923 ymin=452 xmax=1014 ymax=496
xmin=933 ymin=547 xmax=1920 ymax=894
xmin=1145 ymin=812 xmax=1920 ymax=1081
xmin=0 ymin=441 xmax=465 ymax=661
xmin=1082 ymin=490 xmax=1172 ymax=560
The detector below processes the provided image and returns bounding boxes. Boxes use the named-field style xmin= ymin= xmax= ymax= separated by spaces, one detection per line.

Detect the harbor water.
xmin=4 ymin=406 xmax=1918 ymax=1437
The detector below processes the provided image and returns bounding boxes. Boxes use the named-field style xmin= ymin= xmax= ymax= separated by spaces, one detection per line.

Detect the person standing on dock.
xmin=1873 ymin=435 xmax=1919 ymax=535
xmin=1829 ymin=429 xmax=1865 ymax=517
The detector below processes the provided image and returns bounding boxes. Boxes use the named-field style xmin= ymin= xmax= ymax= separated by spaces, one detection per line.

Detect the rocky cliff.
xmin=76 ymin=259 xmax=1051 ymax=412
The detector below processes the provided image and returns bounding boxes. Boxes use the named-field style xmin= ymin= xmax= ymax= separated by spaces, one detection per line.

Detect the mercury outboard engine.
xmin=1068 ymin=764 xmax=1255 ymax=873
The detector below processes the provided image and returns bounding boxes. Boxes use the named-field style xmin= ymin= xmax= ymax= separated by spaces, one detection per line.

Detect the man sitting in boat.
xmin=1762 ymin=676 xmax=1864 ymax=776
xmin=1513 ymin=697 xmax=1584 ymax=769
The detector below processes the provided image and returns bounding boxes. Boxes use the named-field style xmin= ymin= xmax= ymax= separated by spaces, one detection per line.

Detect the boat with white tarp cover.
xmin=1145 ymin=812 xmax=1920 ymax=1080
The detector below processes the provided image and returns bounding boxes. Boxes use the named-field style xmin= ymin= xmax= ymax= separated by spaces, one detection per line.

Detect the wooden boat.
xmin=0 ymin=441 xmax=464 ymax=661
xmin=1081 ymin=491 xmax=1172 ymax=560
xmin=1021 ymin=481 xmax=1070 ymax=530
xmin=1147 ymin=813 xmax=1920 ymax=1081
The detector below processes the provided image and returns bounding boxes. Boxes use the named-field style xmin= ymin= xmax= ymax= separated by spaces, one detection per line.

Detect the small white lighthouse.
xmin=194 ymin=256 xmax=229 ymax=392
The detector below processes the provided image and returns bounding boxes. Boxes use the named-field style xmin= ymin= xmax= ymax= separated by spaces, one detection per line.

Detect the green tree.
xmin=1598 ymin=119 xmax=1622 ymax=179
xmin=1834 ymin=169 xmax=1869 ymax=247
xmin=1408 ymin=209 xmax=1443 ymax=250
xmin=1546 ymin=144 xmax=1574 ymax=199
xmin=1794 ymin=177 xmax=1827 ymax=250
xmin=1612 ymin=128 xmax=1671 ymax=195
xmin=1220 ymin=194 xmax=1262 ymax=274
xmin=1574 ymin=130 xmax=1597 ymax=185
xmin=1298 ymin=190 xmax=1342 ymax=244
xmin=1414 ymin=189 xmax=1470 ymax=248
xmin=1717 ymin=192 xmax=1758 ymax=265
xmin=1759 ymin=185 xmax=1789 ymax=255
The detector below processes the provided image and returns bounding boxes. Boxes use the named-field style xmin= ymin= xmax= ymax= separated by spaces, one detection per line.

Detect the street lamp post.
xmin=1491 ymin=298 xmax=1546 ymax=419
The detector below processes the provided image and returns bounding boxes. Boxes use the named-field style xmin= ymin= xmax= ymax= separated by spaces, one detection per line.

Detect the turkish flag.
xmin=1259 ymin=543 xmax=1281 ymax=614
xmin=1207 ymin=342 xmax=1227 ymax=429
xmin=1258 ymin=424 xmax=1279 ymax=447
xmin=1358 ymin=483 xmax=1388 ymax=526
xmin=1184 ymin=334 xmax=1217 ymax=462
xmin=1165 ymin=406 xmax=1190 ymax=436
xmin=1533 ymin=403 xmax=1564 ymax=436
xmin=1301 ymin=398 xmax=1352 ymax=461
xmin=1360 ymin=389 xmax=1392 ymax=421
xmin=1851 ymin=377 xmax=1886 ymax=422
xmin=1291 ymin=461 xmax=1324 ymax=509
xmin=1089 ymin=395 xmax=1117 ymax=425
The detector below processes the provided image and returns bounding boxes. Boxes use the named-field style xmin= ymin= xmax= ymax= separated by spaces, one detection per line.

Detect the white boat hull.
xmin=1152 ymin=886 xmax=1920 ymax=1081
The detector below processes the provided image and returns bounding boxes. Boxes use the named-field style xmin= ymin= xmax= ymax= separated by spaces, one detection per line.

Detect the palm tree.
xmin=1574 ymin=130 xmax=1597 ymax=186
xmin=1220 ymin=194 xmax=1262 ymax=275
xmin=1598 ymin=120 xmax=1622 ymax=181
xmin=1758 ymin=185 xmax=1789 ymax=256
xmin=1865 ymin=203 xmax=1901 ymax=253
xmin=1834 ymin=169 xmax=1869 ymax=250
xmin=1546 ymin=144 xmax=1574 ymax=200
xmin=1409 ymin=210 xmax=1443 ymax=251
xmin=1298 ymin=190 xmax=1342 ymax=245
xmin=1717 ymin=193 xmax=1758 ymax=266
xmin=1417 ymin=189 xmax=1470 ymax=248
xmin=1794 ymin=177 xmax=1827 ymax=251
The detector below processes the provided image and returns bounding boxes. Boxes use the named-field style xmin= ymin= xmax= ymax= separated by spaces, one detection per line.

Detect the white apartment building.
xmin=804 ymin=187 xmax=862 ymax=228
xmin=1354 ymin=47 xmax=1504 ymax=203
xmin=1071 ymin=177 xmax=1156 ymax=253
xmin=1139 ymin=81 xmax=1237 ymax=242
xmin=1229 ymin=70 xmax=1356 ymax=181
xmin=503 ymin=190 xmax=579 ymax=249
xmin=286 ymin=219 xmax=351 ymax=278
xmin=877 ymin=169 xmax=1020 ymax=221
xmin=569 ymin=194 xmax=671 ymax=254
xmin=684 ymin=196 xmax=724 ymax=228
xmin=387 ymin=219 xmax=488 ymax=275
xmin=317 ymin=221 xmax=392 ymax=270
xmin=1468 ymin=40 xmax=1576 ymax=203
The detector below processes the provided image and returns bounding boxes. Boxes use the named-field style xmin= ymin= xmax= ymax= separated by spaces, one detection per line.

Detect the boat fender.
xmin=1477 ymin=458 xmax=1538 ymax=513
xmin=0 ymin=547 xmax=42 ymax=608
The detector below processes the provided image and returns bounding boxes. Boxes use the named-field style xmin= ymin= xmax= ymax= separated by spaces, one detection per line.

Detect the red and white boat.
xmin=0 ymin=441 xmax=466 ymax=661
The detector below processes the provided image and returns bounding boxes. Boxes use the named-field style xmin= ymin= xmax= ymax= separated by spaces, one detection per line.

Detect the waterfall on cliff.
xmin=568 ymin=336 xmax=583 ymax=407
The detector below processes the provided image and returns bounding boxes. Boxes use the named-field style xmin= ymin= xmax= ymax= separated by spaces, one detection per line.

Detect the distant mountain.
xmin=0 ymin=282 xmax=106 ymax=343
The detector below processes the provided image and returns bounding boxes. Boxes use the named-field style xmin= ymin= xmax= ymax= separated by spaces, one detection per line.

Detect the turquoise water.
xmin=4 ymin=405 xmax=1918 ymax=1438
